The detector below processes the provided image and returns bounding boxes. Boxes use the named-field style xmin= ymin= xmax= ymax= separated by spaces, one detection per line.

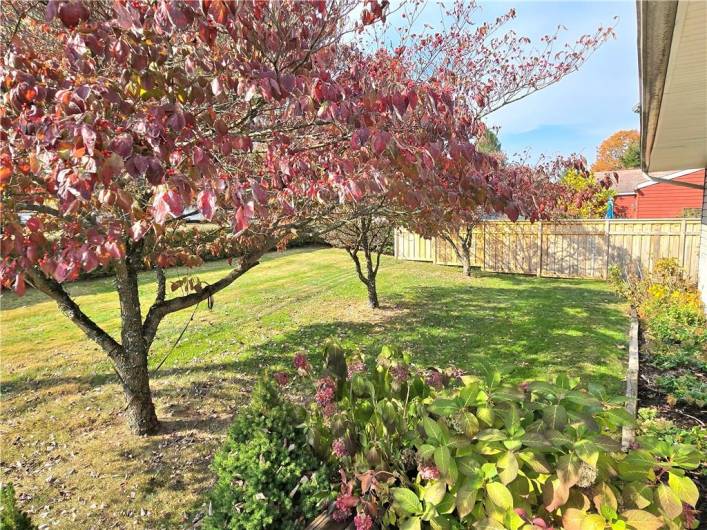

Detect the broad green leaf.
xmin=434 ymin=446 xmax=453 ymax=478
xmin=477 ymin=429 xmax=507 ymax=441
xmin=543 ymin=404 xmax=568 ymax=430
xmin=593 ymin=482 xmax=618 ymax=511
xmin=617 ymin=450 xmax=655 ymax=482
xmin=611 ymin=520 xmax=626 ymax=530
xmin=517 ymin=450 xmax=552 ymax=473
xmin=667 ymin=472 xmax=698 ymax=506
xmin=497 ymin=451 xmax=518 ymax=485
xmin=456 ymin=478 xmax=479 ymax=518
xmin=392 ymin=487 xmax=423 ymax=515
xmin=459 ymin=382 xmax=480 ymax=407
xmin=672 ymin=444 xmax=701 ymax=470
xmin=580 ymin=514 xmax=607 ymax=530
xmin=543 ymin=478 xmax=570 ymax=511
xmin=575 ymin=439 xmax=600 ymax=467
xmin=620 ymin=509 xmax=663 ymax=530
xmin=424 ymin=480 xmax=447 ymax=505
xmin=600 ymin=503 xmax=617 ymax=521
xmin=476 ymin=406 xmax=495 ymax=426
xmin=430 ymin=514 xmax=452 ymax=530
xmin=563 ymin=508 xmax=587 ymax=530
xmin=400 ymin=516 xmax=422 ymax=530
xmin=458 ymin=456 xmax=482 ymax=477
xmin=424 ymin=417 xmax=446 ymax=445
xmin=485 ymin=482 xmax=513 ymax=510
xmin=558 ymin=453 xmax=581 ymax=487
xmin=460 ymin=412 xmax=480 ymax=438
xmin=622 ymin=482 xmax=653 ymax=510
xmin=602 ymin=408 xmax=634 ymax=427
xmin=522 ymin=432 xmax=551 ymax=449
xmin=655 ymin=483 xmax=682 ymax=519
xmin=437 ymin=492 xmax=456 ymax=514
xmin=419 ymin=444 xmax=436 ymax=459
xmin=429 ymin=398 xmax=459 ymax=416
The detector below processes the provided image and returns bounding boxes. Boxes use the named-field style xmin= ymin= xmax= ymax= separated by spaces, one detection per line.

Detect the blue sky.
xmin=476 ymin=1 xmax=640 ymax=163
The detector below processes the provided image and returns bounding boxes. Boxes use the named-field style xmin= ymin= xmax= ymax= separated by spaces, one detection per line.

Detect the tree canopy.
xmin=591 ymin=129 xmax=640 ymax=172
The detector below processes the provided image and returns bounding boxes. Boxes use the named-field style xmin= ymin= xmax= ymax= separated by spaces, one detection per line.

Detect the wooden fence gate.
xmin=394 ymin=219 xmax=701 ymax=280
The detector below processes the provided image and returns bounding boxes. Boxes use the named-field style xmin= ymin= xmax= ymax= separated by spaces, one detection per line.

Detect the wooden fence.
xmin=394 ymin=219 xmax=701 ymax=280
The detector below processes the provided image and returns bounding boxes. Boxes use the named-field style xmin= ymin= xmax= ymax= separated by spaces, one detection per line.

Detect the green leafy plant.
xmin=0 ymin=483 xmax=36 ymax=530
xmin=637 ymin=408 xmax=706 ymax=457
xmin=289 ymin=344 xmax=702 ymax=529
xmin=655 ymin=374 xmax=707 ymax=408
xmin=203 ymin=377 xmax=333 ymax=530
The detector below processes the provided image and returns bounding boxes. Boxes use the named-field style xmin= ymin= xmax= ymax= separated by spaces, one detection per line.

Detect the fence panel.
xmin=394 ymin=219 xmax=700 ymax=280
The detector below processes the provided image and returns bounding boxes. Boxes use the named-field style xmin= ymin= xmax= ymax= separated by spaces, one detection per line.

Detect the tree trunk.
xmin=366 ymin=278 xmax=380 ymax=308
xmin=461 ymin=250 xmax=472 ymax=277
xmin=114 ymin=348 xmax=159 ymax=435
xmin=364 ymin=250 xmax=380 ymax=308
xmin=114 ymin=251 xmax=160 ymax=435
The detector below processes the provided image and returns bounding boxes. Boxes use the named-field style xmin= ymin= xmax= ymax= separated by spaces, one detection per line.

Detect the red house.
xmin=600 ymin=168 xmax=705 ymax=218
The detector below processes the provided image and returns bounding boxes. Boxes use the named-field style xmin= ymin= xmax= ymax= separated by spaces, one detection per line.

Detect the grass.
xmin=0 ymin=247 xmax=628 ymax=528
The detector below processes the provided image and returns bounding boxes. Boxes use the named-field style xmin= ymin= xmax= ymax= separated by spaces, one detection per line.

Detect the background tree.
xmin=380 ymin=1 xmax=615 ymax=277
xmin=559 ymin=169 xmax=617 ymax=218
xmin=476 ymin=128 xmax=502 ymax=155
xmin=591 ymin=129 xmax=640 ymax=171
xmin=323 ymin=204 xmax=394 ymax=308
xmin=0 ymin=0 xmax=614 ymax=435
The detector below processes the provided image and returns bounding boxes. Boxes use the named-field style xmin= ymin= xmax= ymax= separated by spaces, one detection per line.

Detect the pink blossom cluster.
xmin=315 ymin=377 xmax=336 ymax=406
xmin=390 ymin=364 xmax=409 ymax=383
xmin=347 ymin=360 xmax=366 ymax=379
xmin=418 ymin=464 xmax=441 ymax=480
xmin=354 ymin=513 xmax=373 ymax=530
xmin=293 ymin=352 xmax=310 ymax=373
xmin=425 ymin=370 xmax=444 ymax=390
xmin=331 ymin=437 xmax=349 ymax=458
xmin=332 ymin=493 xmax=357 ymax=522
xmin=273 ymin=372 xmax=289 ymax=386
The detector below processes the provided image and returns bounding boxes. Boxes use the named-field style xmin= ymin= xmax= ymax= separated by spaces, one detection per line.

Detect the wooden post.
xmin=481 ymin=222 xmax=486 ymax=271
xmin=604 ymin=219 xmax=611 ymax=279
xmin=679 ymin=218 xmax=687 ymax=268
xmin=537 ymin=221 xmax=543 ymax=277
xmin=431 ymin=236 xmax=437 ymax=264
xmin=622 ymin=309 xmax=640 ymax=451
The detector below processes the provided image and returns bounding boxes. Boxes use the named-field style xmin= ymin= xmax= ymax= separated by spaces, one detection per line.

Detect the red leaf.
xmin=14 ymin=273 xmax=26 ymax=297
xmin=197 ymin=190 xmax=216 ymax=221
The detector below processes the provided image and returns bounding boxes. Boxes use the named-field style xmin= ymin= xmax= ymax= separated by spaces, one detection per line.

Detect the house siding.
xmin=618 ymin=169 xmax=705 ymax=218
xmin=615 ymin=194 xmax=638 ymax=218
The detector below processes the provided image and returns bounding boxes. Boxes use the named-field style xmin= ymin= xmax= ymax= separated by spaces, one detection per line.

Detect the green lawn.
xmin=0 ymin=247 xmax=628 ymax=528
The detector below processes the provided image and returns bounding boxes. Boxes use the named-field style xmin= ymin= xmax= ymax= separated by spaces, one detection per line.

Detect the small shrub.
xmin=285 ymin=344 xmax=702 ymax=529
xmin=637 ymin=408 xmax=707 ymax=456
xmin=655 ymin=374 xmax=707 ymax=408
xmin=203 ymin=378 xmax=333 ymax=530
xmin=0 ymin=483 xmax=36 ymax=530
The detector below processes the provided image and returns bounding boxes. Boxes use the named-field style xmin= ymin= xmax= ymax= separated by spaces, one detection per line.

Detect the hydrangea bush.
xmin=280 ymin=343 xmax=701 ymax=530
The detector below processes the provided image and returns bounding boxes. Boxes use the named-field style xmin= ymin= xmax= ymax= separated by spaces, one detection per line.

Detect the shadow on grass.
xmin=3 ymin=275 xmax=627 ymax=421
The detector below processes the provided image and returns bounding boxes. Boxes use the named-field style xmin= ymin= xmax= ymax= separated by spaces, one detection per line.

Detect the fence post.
xmin=537 ymin=221 xmax=543 ymax=277
xmin=679 ymin=218 xmax=687 ymax=268
xmin=481 ymin=223 xmax=486 ymax=271
xmin=604 ymin=219 xmax=611 ymax=279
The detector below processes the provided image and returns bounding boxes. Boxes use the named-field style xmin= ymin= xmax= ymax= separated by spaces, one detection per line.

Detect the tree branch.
xmin=25 ymin=268 xmax=122 ymax=358
xmin=142 ymin=249 xmax=265 ymax=348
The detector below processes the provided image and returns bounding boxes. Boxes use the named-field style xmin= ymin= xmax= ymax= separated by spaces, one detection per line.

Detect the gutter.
xmin=637 ymin=0 xmax=679 ymax=173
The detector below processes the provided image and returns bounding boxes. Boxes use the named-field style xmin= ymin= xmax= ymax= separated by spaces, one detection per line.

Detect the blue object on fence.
xmin=606 ymin=196 xmax=615 ymax=219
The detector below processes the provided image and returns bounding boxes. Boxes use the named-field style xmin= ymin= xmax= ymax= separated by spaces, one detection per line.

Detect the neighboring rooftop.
xmin=596 ymin=168 xmax=701 ymax=194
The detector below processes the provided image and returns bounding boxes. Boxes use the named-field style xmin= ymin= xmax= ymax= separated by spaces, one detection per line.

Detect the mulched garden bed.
xmin=635 ymin=329 xmax=707 ymax=517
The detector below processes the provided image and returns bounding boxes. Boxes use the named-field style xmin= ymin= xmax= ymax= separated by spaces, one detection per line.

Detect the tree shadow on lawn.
xmin=2 ymin=277 xmax=628 ymax=417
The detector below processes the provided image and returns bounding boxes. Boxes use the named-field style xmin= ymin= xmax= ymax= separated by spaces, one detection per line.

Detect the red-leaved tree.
xmin=0 ymin=0 xmax=613 ymax=435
